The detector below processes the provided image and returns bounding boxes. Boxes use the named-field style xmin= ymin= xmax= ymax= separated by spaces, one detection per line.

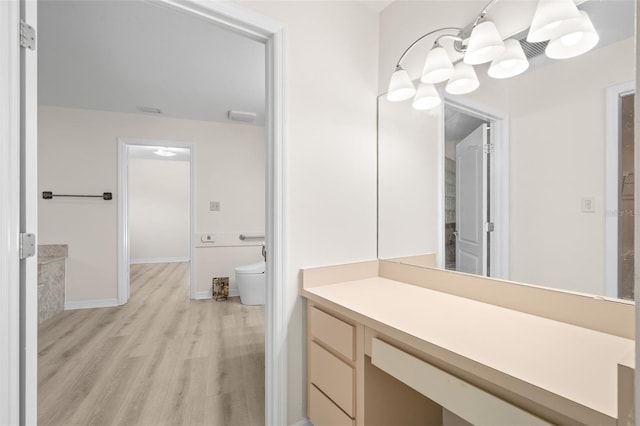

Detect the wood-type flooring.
xmin=38 ymin=262 xmax=265 ymax=426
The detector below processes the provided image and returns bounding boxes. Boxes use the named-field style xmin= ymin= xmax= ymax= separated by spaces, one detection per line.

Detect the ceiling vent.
xmin=514 ymin=30 xmax=548 ymax=60
xmin=228 ymin=110 xmax=256 ymax=123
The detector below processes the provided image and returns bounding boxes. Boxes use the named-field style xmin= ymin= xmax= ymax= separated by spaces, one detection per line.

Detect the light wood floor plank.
xmin=38 ymin=262 xmax=265 ymax=426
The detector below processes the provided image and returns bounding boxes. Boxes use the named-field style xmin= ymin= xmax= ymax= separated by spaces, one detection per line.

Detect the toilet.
xmin=235 ymin=261 xmax=266 ymax=305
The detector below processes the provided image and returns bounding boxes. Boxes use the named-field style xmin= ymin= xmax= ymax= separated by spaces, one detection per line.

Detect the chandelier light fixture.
xmin=386 ymin=0 xmax=599 ymax=109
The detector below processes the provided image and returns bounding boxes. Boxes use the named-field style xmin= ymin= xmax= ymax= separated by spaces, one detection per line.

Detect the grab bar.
xmin=239 ymin=233 xmax=265 ymax=241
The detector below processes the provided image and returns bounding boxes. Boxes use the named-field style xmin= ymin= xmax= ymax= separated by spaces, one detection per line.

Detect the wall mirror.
xmin=378 ymin=0 xmax=636 ymax=300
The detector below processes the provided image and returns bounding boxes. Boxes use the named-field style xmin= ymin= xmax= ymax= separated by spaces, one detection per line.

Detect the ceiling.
xmin=38 ymin=0 xmax=266 ymax=125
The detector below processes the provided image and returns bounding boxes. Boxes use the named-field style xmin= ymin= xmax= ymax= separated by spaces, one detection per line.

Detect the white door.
xmin=455 ymin=124 xmax=488 ymax=275
xmin=1 ymin=0 xmax=38 ymax=424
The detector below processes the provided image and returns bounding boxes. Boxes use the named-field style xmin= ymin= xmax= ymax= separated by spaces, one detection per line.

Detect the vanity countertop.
xmin=302 ymin=276 xmax=634 ymax=423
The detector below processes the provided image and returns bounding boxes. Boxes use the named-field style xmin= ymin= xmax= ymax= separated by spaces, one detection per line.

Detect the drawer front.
xmin=309 ymin=384 xmax=354 ymax=426
xmin=371 ymin=338 xmax=553 ymax=426
xmin=309 ymin=341 xmax=355 ymax=417
xmin=310 ymin=306 xmax=355 ymax=360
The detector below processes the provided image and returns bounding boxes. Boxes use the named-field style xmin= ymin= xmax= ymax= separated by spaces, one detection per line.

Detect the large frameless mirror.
xmin=378 ymin=0 xmax=636 ymax=300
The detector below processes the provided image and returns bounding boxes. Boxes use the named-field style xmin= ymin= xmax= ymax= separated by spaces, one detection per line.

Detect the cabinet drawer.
xmin=310 ymin=306 xmax=354 ymax=360
xmin=371 ymin=338 xmax=552 ymax=426
xmin=309 ymin=384 xmax=354 ymax=426
xmin=309 ymin=341 xmax=355 ymax=417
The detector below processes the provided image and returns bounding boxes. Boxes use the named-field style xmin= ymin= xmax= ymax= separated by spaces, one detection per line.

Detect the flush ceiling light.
xmin=488 ymin=39 xmax=530 ymax=79
xmin=464 ymin=21 xmax=505 ymax=65
xmin=153 ymin=149 xmax=176 ymax=157
xmin=387 ymin=66 xmax=416 ymax=102
xmin=412 ymin=84 xmax=442 ymax=110
xmin=421 ymin=46 xmax=455 ymax=84
xmin=545 ymin=11 xmax=599 ymax=59
xmin=445 ymin=62 xmax=480 ymax=95
xmin=526 ymin=0 xmax=582 ymax=43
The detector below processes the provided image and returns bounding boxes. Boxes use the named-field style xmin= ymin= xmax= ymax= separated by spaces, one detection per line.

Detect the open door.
xmin=455 ymin=124 xmax=488 ymax=275
xmin=1 ymin=0 xmax=38 ymax=423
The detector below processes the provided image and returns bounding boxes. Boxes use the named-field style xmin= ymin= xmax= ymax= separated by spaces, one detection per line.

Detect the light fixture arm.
xmin=455 ymin=0 xmax=501 ymax=52
xmin=394 ymin=27 xmax=463 ymax=69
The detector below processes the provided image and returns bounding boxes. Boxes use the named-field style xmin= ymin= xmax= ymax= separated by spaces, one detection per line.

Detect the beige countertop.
xmin=303 ymin=276 xmax=634 ymax=421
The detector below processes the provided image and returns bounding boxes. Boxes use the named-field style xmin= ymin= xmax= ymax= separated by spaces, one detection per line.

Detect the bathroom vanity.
xmin=301 ymin=259 xmax=635 ymax=426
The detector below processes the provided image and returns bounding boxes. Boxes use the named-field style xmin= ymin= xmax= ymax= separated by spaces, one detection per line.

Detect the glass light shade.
xmin=445 ymin=62 xmax=480 ymax=95
xmin=463 ymin=21 xmax=505 ymax=65
xmin=488 ymin=39 xmax=530 ymax=79
xmin=545 ymin=11 xmax=599 ymax=59
xmin=421 ymin=47 xmax=454 ymax=84
xmin=526 ymin=0 xmax=582 ymax=43
xmin=387 ymin=67 xmax=416 ymax=102
xmin=412 ymin=84 xmax=441 ymax=110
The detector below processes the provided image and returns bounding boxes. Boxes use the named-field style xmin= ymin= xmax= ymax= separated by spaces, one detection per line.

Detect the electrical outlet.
xmin=201 ymin=234 xmax=215 ymax=243
xmin=210 ymin=201 xmax=220 ymax=212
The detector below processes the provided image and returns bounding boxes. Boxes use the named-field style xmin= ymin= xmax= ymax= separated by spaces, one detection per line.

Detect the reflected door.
xmin=455 ymin=124 xmax=488 ymax=275
xmin=619 ymin=93 xmax=634 ymax=299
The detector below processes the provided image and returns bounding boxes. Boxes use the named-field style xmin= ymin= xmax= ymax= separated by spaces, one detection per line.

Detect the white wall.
xmin=378 ymin=97 xmax=441 ymax=259
xmin=129 ymin=158 xmax=190 ymax=263
xmin=239 ymin=1 xmax=379 ymax=423
xmin=38 ymin=106 xmax=266 ymax=304
xmin=378 ymin=1 xmax=635 ymax=295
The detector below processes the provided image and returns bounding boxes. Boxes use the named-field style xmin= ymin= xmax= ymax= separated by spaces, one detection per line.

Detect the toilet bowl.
xmin=235 ymin=261 xmax=266 ymax=305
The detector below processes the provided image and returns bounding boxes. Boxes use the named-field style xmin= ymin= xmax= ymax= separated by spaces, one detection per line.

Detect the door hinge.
xmin=483 ymin=143 xmax=494 ymax=155
xmin=483 ymin=222 xmax=495 ymax=233
xmin=19 ymin=233 xmax=36 ymax=260
xmin=20 ymin=20 xmax=36 ymax=50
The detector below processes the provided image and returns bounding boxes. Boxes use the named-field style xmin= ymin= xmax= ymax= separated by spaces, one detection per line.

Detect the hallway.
xmin=38 ymin=262 xmax=265 ymax=426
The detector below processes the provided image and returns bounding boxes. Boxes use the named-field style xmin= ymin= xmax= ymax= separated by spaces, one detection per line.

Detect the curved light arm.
xmin=473 ymin=0 xmax=500 ymax=27
xmin=394 ymin=27 xmax=462 ymax=68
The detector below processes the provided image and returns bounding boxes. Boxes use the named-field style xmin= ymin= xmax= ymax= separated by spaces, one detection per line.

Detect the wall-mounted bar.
xmin=42 ymin=191 xmax=112 ymax=200
xmin=239 ymin=233 xmax=265 ymax=241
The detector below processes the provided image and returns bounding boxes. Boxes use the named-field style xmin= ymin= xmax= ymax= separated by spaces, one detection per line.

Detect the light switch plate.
xmin=210 ymin=201 xmax=220 ymax=211
xmin=581 ymin=197 xmax=595 ymax=213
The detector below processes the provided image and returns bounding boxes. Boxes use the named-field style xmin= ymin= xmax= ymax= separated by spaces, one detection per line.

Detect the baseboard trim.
xmin=129 ymin=257 xmax=189 ymax=264
xmin=194 ymin=290 xmax=211 ymax=300
xmin=290 ymin=418 xmax=311 ymax=426
xmin=65 ymin=298 xmax=119 ymax=310
xmin=194 ymin=288 xmax=240 ymax=300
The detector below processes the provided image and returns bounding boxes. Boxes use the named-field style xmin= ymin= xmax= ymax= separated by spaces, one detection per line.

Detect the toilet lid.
xmin=235 ymin=261 xmax=266 ymax=274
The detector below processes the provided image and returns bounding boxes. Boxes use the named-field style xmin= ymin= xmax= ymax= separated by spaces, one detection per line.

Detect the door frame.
xmin=133 ymin=3 xmax=288 ymax=424
xmin=605 ymin=81 xmax=635 ymax=298
xmin=1 ymin=1 xmax=22 ymax=424
xmin=117 ymin=139 xmax=196 ymax=303
xmin=441 ymin=96 xmax=509 ymax=280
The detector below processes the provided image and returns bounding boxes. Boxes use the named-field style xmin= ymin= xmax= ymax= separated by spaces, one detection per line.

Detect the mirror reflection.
xmin=378 ymin=0 xmax=635 ymax=300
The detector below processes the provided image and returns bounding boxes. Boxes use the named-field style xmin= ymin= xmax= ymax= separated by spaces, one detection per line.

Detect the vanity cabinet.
xmin=307 ymin=305 xmax=360 ymax=426
xmin=302 ymin=260 xmax=636 ymax=426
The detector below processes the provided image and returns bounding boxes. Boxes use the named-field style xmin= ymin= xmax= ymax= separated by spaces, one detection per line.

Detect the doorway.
xmin=605 ymin=82 xmax=636 ymax=300
xmin=118 ymin=140 xmax=195 ymax=303
xmin=9 ymin=1 xmax=287 ymax=424
xmin=442 ymin=99 xmax=509 ymax=279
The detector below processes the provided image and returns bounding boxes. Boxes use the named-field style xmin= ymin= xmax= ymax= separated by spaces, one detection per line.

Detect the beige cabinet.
xmin=307 ymin=304 xmax=360 ymax=426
